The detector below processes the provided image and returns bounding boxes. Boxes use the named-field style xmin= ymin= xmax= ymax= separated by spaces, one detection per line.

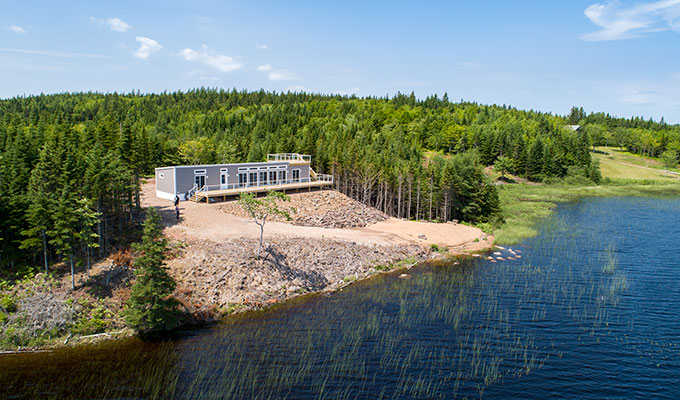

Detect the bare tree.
xmin=238 ymin=191 xmax=294 ymax=260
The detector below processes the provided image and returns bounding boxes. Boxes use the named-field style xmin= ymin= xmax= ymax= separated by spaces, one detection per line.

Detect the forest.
xmin=1 ymin=89 xmax=677 ymax=275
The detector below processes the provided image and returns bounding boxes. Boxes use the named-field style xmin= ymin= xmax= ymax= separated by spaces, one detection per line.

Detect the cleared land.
xmin=593 ymin=146 xmax=680 ymax=181
xmin=142 ymin=181 xmax=491 ymax=311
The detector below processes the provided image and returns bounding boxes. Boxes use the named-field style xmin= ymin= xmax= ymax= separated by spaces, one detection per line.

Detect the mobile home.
xmin=155 ymin=153 xmax=333 ymax=202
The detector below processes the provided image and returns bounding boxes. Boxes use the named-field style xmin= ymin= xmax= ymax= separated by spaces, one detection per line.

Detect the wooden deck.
xmin=192 ymin=180 xmax=334 ymax=202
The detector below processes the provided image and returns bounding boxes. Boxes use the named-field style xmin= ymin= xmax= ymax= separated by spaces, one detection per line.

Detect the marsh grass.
xmin=3 ymin=198 xmax=679 ymax=399
xmin=494 ymin=181 xmax=680 ymax=244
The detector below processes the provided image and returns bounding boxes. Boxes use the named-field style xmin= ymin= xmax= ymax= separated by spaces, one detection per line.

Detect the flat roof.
xmin=155 ymin=160 xmax=290 ymax=170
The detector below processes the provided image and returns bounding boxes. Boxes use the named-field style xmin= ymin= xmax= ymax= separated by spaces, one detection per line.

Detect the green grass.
xmin=593 ymin=146 xmax=680 ymax=181
xmin=491 ymin=147 xmax=680 ymax=245
xmin=493 ymin=180 xmax=680 ymax=245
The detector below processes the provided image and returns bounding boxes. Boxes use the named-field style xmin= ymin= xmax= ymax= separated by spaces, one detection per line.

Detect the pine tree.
xmin=527 ymin=137 xmax=545 ymax=181
xmin=49 ymin=186 xmax=79 ymax=290
xmin=123 ymin=207 xmax=180 ymax=333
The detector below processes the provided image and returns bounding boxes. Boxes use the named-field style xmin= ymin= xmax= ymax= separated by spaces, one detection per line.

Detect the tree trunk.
xmin=42 ymin=229 xmax=48 ymax=275
xmin=257 ymin=216 xmax=267 ymax=260
xmin=416 ymin=180 xmax=421 ymax=221
xmin=134 ymin=172 xmax=141 ymax=212
xmin=70 ymin=253 xmax=75 ymax=290
xmin=397 ymin=175 xmax=403 ymax=219
xmin=408 ymin=176 xmax=412 ymax=220
xmin=429 ymin=175 xmax=433 ymax=221
xmin=97 ymin=199 xmax=103 ymax=257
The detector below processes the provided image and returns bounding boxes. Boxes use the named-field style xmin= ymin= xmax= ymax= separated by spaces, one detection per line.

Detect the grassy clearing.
xmin=491 ymin=147 xmax=680 ymax=245
xmin=593 ymin=146 xmax=680 ymax=180
xmin=493 ymin=180 xmax=680 ymax=245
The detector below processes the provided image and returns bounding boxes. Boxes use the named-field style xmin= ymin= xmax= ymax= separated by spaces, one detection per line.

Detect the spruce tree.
xmin=123 ymin=207 xmax=180 ymax=334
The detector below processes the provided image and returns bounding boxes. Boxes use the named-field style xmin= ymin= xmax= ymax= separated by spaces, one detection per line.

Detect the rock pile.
xmin=168 ymin=236 xmax=424 ymax=310
xmin=220 ymin=190 xmax=388 ymax=228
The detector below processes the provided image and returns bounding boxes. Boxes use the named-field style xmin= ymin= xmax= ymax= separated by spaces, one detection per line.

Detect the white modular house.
xmin=155 ymin=153 xmax=333 ymax=202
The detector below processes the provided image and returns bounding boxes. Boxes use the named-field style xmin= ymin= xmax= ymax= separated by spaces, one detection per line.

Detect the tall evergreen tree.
xmin=123 ymin=207 xmax=180 ymax=333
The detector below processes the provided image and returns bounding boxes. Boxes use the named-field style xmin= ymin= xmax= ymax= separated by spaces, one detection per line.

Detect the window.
xmin=159 ymin=173 xmax=165 ymax=179
xmin=278 ymin=170 xmax=287 ymax=183
xmin=269 ymin=170 xmax=277 ymax=184
xmin=292 ymin=169 xmax=300 ymax=182
xmin=259 ymin=171 xmax=268 ymax=185
xmin=221 ymin=175 xmax=226 ymax=184
xmin=194 ymin=169 xmax=207 ymax=175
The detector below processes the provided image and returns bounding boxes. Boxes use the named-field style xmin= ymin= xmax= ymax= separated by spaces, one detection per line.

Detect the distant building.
xmin=155 ymin=153 xmax=333 ymax=203
xmin=566 ymin=125 xmax=583 ymax=132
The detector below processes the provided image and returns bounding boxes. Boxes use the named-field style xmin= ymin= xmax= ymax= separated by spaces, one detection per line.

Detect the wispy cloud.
xmin=0 ymin=47 xmax=109 ymax=58
xmin=256 ymin=64 xmax=273 ymax=72
xmin=582 ymin=0 xmax=680 ymax=41
xmin=256 ymin=43 xmax=269 ymax=50
xmin=8 ymin=25 xmax=26 ymax=34
xmin=134 ymin=37 xmax=162 ymax=59
xmin=90 ymin=17 xmax=132 ymax=33
xmin=179 ymin=45 xmax=243 ymax=72
xmin=268 ymin=68 xmax=302 ymax=81
xmin=620 ymin=89 xmax=660 ymax=104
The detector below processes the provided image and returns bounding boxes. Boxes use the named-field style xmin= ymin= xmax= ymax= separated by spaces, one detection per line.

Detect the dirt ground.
xmin=143 ymin=181 xmax=491 ymax=250
xmin=141 ymin=180 xmax=492 ymax=311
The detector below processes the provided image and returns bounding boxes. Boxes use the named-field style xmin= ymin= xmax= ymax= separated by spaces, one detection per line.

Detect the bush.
xmin=0 ymin=295 xmax=17 ymax=314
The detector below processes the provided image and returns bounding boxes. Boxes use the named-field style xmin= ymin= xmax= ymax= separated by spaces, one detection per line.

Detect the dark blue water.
xmin=2 ymin=197 xmax=679 ymax=399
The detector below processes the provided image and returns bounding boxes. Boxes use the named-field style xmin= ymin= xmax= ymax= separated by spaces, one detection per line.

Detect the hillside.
xmin=593 ymin=146 xmax=680 ymax=181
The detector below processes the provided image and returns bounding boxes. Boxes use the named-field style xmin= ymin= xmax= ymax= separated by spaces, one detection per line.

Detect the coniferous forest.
xmin=1 ymin=89 xmax=678 ymax=273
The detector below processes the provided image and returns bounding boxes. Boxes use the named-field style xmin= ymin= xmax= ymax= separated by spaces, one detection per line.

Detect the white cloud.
xmin=90 ymin=17 xmax=132 ymax=33
xmin=620 ymin=89 xmax=660 ymax=104
xmin=256 ymin=64 xmax=273 ymax=72
xmin=268 ymin=69 xmax=301 ymax=81
xmin=582 ymin=0 xmax=680 ymax=41
xmin=8 ymin=25 xmax=26 ymax=34
xmin=106 ymin=17 xmax=131 ymax=32
xmin=134 ymin=37 xmax=162 ymax=59
xmin=256 ymin=43 xmax=269 ymax=50
xmin=0 ymin=47 xmax=109 ymax=58
xmin=179 ymin=45 xmax=243 ymax=72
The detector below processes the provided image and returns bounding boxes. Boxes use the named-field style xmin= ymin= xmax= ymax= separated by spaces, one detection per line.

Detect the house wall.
xmin=155 ymin=167 xmax=175 ymax=201
xmin=158 ymin=161 xmax=313 ymax=200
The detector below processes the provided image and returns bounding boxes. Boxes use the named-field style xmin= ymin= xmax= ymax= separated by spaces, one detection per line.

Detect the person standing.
xmin=174 ymin=194 xmax=180 ymax=207
xmin=175 ymin=205 xmax=180 ymax=220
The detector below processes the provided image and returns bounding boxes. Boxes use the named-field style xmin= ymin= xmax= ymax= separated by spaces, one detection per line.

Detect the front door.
xmin=248 ymin=172 xmax=257 ymax=187
xmin=220 ymin=172 xmax=228 ymax=190
xmin=238 ymin=172 xmax=247 ymax=188
xmin=194 ymin=175 xmax=206 ymax=189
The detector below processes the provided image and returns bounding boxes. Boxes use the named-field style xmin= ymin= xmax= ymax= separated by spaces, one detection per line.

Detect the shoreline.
xmin=7 ymin=181 xmax=678 ymax=354
xmin=0 ymin=242 xmax=492 ymax=355
xmin=493 ymin=180 xmax=680 ymax=245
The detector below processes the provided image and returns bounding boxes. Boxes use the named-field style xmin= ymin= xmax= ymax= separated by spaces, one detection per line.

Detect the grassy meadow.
xmin=492 ymin=148 xmax=680 ymax=245
xmin=593 ymin=146 xmax=680 ymax=180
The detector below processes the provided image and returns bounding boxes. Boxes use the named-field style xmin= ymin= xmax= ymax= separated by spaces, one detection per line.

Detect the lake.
xmin=1 ymin=197 xmax=679 ymax=399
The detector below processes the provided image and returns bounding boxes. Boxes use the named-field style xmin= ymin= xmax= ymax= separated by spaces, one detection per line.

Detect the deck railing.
xmin=266 ymin=153 xmax=311 ymax=163
xmin=194 ymin=175 xmax=334 ymax=195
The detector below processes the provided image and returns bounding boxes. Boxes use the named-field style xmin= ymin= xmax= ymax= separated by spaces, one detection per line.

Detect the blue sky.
xmin=3 ymin=0 xmax=680 ymax=122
